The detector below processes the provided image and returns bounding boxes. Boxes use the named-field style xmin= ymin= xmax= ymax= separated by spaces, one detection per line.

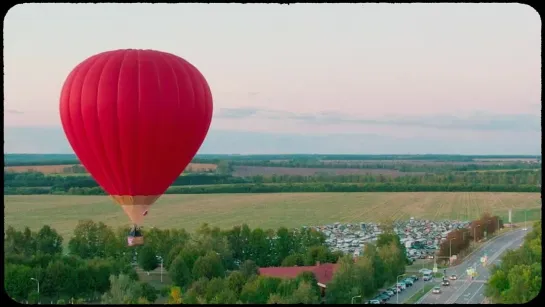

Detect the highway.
xmin=417 ymin=228 xmax=529 ymax=304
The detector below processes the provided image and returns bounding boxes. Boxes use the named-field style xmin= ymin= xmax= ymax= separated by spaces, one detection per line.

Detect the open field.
xmin=231 ymin=165 xmax=423 ymax=177
xmin=5 ymin=192 xmax=540 ymax=240
xmin=4 ymin=163 xmax=217 ymax=174
xmin=320 ymin=159 xmax=539 ymax=166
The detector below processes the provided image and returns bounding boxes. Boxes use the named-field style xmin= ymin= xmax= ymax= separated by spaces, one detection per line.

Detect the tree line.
xmin=4 ymin=169 xmax=541 ymax=195
xmin=4 ymin=220 xmax=407 ymax=304
xmin=485 ymin=220 xmax=541 ymax=304
xmin=436 ymin=213 xmax=502 ymax=263
xmin=5 ymin=153 xmax=540 ymax=166
xmin=228 ymin=160 xmax=540 ymax=173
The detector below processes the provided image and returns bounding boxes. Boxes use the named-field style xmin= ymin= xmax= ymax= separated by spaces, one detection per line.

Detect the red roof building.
xmin=258 ymin=262 xmax=339 ymax=296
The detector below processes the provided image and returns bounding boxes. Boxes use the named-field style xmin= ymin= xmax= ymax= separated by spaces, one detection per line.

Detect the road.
xmin=417 ymin=228 xmax=529 ymax=304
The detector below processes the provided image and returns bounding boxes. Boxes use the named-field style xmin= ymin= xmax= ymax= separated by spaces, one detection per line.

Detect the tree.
xmin=226 ymin=271 xmax=246 ymax=296
xmin=169 ymin=254 xmax=192 ymax=288
xmin=204 ymin=277 xmax=226 ymax=302
xmin=192 ymin=252 xmax=225 ymax=280
xmin=288 ymin=281 xmax=320 ymax=304
xmin=239 ymin=260 xmax=259 ymax=279
xmin=281 ymin=253 xmax=305 ymax=266
xmin=137 ymin=245 xmax=158 ymax=273
xmin=35 ymin=225 xmax=63 ymax=255
xmin=101 ymin=274 xmax=141 ymax=304
xmin=325 ymin=255 xmax=359 ymax=304
xmin=139 ymin=282 xmax=158 ymax=303
xmin=167 ymin=286 xmax=183 ymax=304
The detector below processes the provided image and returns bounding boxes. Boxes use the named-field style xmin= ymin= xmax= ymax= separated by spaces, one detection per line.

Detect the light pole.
xmin=396 ymin=274 xmax=405 ymax=304
xmin=524 ymin=210 xmax=528 ymax=230
xmin=474 ymin=225 xmax=480 ymax=243
xmin=449 ymin=238 xmax=456 ymax=263
xmin=351 ymin=295 xmax=361 ymax=304
xmin=30 ymin=277 xmax=39 ymax=302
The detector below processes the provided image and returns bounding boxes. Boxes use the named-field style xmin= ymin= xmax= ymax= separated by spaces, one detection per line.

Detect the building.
xmin=258 ymin=262 xmax=339 ymax=297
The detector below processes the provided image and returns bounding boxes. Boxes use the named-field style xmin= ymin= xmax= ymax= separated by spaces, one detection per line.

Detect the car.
xmin=423 ymin=274 xmax=432 ymax=281
xmin=377 ymin=295 xmax=389 ymax=303
xmin=404 ymin=279 xmax=414 ymax=286
xmin=384 ymin=290 xmax=394 ymax=297
xmin=390 ymin=286 xmax=401 ymax=293
xmin=432 ymin=286 xmax=441 ymax=294
xmin=442 ymin=279 xmax=450 ymax=286
xmin=449 ymin=274 xmax=457 ymax=280
xmin=427 ymin=255 xmax=434 ymax=259
xmin=411 ymin=274 xmax=419 ymax=281
xmin=368 ymin=300 xmax=381 ymax=304
xmin=380 ymin=291 xmax=392 ymax=298
xmin=396 ymin=282 xmax=407 ymax=290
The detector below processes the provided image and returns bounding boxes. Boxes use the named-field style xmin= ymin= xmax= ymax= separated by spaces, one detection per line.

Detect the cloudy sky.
xmin=4 ymin=3 xmax=541 ymax=154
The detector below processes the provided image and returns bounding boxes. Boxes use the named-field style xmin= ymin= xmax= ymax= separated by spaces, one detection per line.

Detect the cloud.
xmin=5 ymin=109 xmax=24 ymax=114
xmin=215 ymin=107 xmax=541 ymax=132
xmin=215 ymin=107 xmax=261 ymax=119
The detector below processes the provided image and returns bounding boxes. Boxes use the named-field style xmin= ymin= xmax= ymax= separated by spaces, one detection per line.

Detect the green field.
xmin=4 ymin=192 xmax=541 ymax=240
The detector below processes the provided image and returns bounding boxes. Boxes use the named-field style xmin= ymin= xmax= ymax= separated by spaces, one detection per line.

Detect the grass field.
xmin=4 ymin=192 xmax=541 ymax=240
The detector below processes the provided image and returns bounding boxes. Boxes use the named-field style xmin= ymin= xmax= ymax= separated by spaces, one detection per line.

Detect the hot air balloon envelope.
xmin=59 ymin=49 xmax=213 ymax=246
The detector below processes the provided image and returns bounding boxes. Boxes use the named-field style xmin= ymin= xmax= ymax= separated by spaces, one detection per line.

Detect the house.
xmin=258 ymin=262 xmax=339 ymax=297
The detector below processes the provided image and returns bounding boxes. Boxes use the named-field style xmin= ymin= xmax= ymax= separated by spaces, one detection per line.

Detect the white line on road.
xmin=466 ymin=284 xmax=484 ymax=304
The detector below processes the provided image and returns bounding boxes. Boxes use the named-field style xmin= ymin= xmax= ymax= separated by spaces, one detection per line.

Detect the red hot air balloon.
xmin=59 ymin=49 xmax=213 ymax=246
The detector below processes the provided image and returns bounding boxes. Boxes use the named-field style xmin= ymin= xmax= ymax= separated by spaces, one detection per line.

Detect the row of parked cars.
xmin=366 ymin=275 xmax=420 ymax=304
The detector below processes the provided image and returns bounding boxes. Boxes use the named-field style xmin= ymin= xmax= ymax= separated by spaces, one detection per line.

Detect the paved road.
xmin=418 ymin=228 xmax=529 ymax=304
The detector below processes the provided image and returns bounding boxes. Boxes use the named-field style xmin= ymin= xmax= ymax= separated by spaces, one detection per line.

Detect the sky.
xmin=3 ymin=3 xmax=542 ymax=154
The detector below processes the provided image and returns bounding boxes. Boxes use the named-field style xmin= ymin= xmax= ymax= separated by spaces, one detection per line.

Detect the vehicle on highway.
xmin=396 ymin=282 xmax=407 ymax=290
xmin=449 ymin=274 xmax=457 ymax=280
xmin=442 ymin=279 xmax=450 ymax=286
xmin=403 ymin=278 xmax=414 ymax=286
xmin=411 ymin=274 xmax=419 ymax=281
xmin=432 ymin=286 xmax=441 ymax=294
xmin=423 ymin=273 xmax=432 ymax=281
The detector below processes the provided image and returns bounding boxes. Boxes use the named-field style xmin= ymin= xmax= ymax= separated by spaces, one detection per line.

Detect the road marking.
xmin=467 ymin=284 xmax=484 ymax=303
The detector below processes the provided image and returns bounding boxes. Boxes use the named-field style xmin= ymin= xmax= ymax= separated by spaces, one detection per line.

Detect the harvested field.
xmin=232 ymin=165 xmax=422 ymax=177
xmin=320 ymin=160 xmax=532 ymax=166
xmin=4 ymin=192 xmax=540 ymax=240
xmin=4 ymin=163 xmax=217 ymax=174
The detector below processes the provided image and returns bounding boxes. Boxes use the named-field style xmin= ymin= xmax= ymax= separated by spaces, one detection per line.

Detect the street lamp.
xmin=30 ymin=277 xmax=39 ymax=301
xmin=351 ymin=295 xmax=361 ymax=304
xmin=474 ymin=225 xmax=480 ymax=243
xmin=396 ymin=274 xmax=405 ymax=304
xmin=449 ymin=238 xmax=456 ymax=262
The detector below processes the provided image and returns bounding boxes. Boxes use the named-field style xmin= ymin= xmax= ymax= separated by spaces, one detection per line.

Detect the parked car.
xmin=432 ymin=286 xmax=441 ymax=294
xmin=384 ymin=290 xmax=394 ymax=297
xmin=442 ymin=279 xmax=450 ymax=286
xmin=404 ymin=278 xmax=414 ymax=286
xmin=390 ymin=286 xmax=401 ymax=293
xmin=368 ymin=300 xmax=381 ymax=304
xmin=427 ymin=255 xmax=434 ymax=259
xmin=449 ymin=274 xmax=457 ymax=280
xmin=419 ymin=268 xmax=432 ymax=275
xmin=377 ymin=295 xmax=389 ymax=303
xmin=411 ymin=274 xmax=419 ymax=281
xmin=396 ymin=282 xmax=407 ymax=290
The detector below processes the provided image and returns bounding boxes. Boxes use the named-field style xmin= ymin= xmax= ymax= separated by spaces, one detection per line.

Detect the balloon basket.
xmin=128 ymin=235 xmax=144 ymax=247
